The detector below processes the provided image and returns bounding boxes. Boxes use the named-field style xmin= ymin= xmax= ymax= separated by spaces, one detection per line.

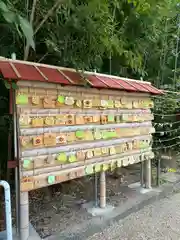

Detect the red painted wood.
xmin=38 ymin=67 xmax=71 ymax=84
xmin=0 ymin=60 xmax=163 ymax=94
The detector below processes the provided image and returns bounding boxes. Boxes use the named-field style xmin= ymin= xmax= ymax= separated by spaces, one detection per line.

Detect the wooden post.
xmin=20 ymin=192 xmax=29 ymax=240
xmin=99 ymin=171 xmax=106 ymax=208
xmin=140 ymin=161 xmax=144 ymax=187
xmin=157 ymin=158 xmax=161 ymax=186
xmin=94 ymin=173 xmax=98 ymax=207
xmin=145 ymin=159 xmax=151 ymax=189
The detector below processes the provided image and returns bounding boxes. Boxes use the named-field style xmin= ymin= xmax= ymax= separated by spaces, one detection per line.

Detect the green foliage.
xmin=0 ymin=0 xmax=179 ymax=83
xmin=153 ymin=89 xmax=180 ymax=155
xmin=0 ymin=0 xmax=35 ymax=56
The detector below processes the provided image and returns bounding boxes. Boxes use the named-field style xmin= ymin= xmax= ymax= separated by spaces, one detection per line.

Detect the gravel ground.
xmin=28 ymin=166 xmax=139 ymax=238
xmin=88 ymin=192 xmax=180 ymax=240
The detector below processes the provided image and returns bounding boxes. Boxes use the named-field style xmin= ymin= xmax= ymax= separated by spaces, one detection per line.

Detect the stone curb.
xmin=52 ymin=180 xmax=180 ymax=240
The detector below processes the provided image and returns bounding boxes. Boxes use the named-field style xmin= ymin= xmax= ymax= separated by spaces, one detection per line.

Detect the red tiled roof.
xmin=0 ymin=59 xmax=163 ymax=95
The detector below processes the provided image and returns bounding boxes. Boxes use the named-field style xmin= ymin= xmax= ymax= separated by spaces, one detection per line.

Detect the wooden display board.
xmin=16 ymin=81 xmax=155 ymax=192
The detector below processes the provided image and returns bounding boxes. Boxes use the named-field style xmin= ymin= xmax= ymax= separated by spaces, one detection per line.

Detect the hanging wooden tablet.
xmin=56 ymin=95 xmax=65 ymax=107
xmin=84 ymin=130 xmax=94 ymax=141
xmin=86 ymin=149 xmax=94 ymax=159
xmin=55 ymin=115 xmax=66 ymax=125
xmin=56 ymin=152 xmax=67 ymax=163
xmin=149 ymin=100 xmax=154 ymax=108
xmin=47 ymin=175 xmax=55 ymax=185
xmin=75 ymin=99 xmax=82 ymax=108
xmin=75 ymin=130 xmax=85 ymax=140
xmin=66 ymin=132 xmax=76 ymax=142
xmin=21 ymin=177 xmax=34 ymax=191
xmin=85 ymin=165 xmax=94 ymax=175
xmin=19 ymin=115 xmax=30 ymax=127
xmin=101 ymin=115 xmax=107 ymax=124
xmin=114 ymin=100 xmax=121 ymax=108
xmin=102 ymin=164 xmax=109 ymax=171
xmin=20 ymin=136 xmax=30 ymax=148
xmin=22 ymin=159 xmax=33 ymax=170
xmin=43 ymin=133 xmax=56 ymax=146
xmin=68 ymin=171 xmax=77 ymax=180
xmin=84 ymin=116 xmax=93 ymax=124
xmin=75 ymin=115 xmax=85 ymax=125
xmin=93 ymin=115 xmax=100 ymax=123
xmin=109 ymin=146 xmax=116 ymax=155
xmin=56 ymin=174 xmax=68 ymax=183
xmin=122 ymin=143 xmax=128 ymax=152
xmin=94 ymin=163 xmax=101 ymax=173
xmin=68 ymin=154 xmax=77 ymax=163
xmin=115 ymin=115 xmax=121 ymax=123
xmin=100 ymin=100 xmax=108 ymax=109
xmin=77 ymin=151 xmax=86 ymax=161
xmin=139 ymin=99 xmax=144 ymax=109
xmin=32 ymin=96 xmax=40 ymax=105
xmin=92 ymin=98 xmax=100 ymax=108
xmin=107 ymin=114 xmax=115 ymax=123
xmin=16 ymin=94 xmax=28 ymax=105
xmin=44 ymin=116 xmax=55 ymax=126
xmin=45 ymin=155 xmax=55 ymax=165
xmin=93 ymin=148 xmax=102 ymax=157
xmin=101 ymin=146 xmax=109 ymax=155
xmin=76 ymin=168 xmax=85 ymax=178
xmin=94 ymin=129 xmax=102 ymax=140
xmin=132 ymin=140 xmax=140 ymax=149
xmin=32 ymin=117 xmax=44 ymax=127
xmin=65 ymin=96 xmax=74 ymax=106
xmin=65 ymin=114 xmax=75 ymax=125
xmin=121 ymin=114 xmax=129 ymax=122
xmin=56 ymin=134 xmax=67 ymax=144
xmin=83 ymin=99 xmax=92 ymax=108
xmin=110 ymin=161 xmax=117 ymax=171
xmin=115 ymin=144 xmax=123 ymax=154
xmin=43 ymin=96 xmax=54 ymax=108
xmin=33 ymin=136 xmax=43 ymax=146
xmin=107 ymin=99 xmax=114 ymax=109
xmin=120 ymin=97 xmax=127 ymax=105
xmin=116 ymin=128 xmax=121 ymax=137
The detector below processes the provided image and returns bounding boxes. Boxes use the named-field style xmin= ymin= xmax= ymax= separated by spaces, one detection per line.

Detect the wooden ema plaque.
xmin=16 ymin=82 xmax=155 ymax=191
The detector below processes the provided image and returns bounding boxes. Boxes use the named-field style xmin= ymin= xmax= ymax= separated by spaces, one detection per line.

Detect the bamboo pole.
xmin=99 ymin=171 xmax=106 ymax=208
xmin=19 ymin=192 xmax=29 ymax=240
xmin=11 ymin=53 xmax=20 ymax=235
xmin=145 ymin=159 xmax=152 ymax=189
xmin=140 ymin=161 xmax=144 ymax=187
xmin=94 ymin=173 xmax=98 ymax=207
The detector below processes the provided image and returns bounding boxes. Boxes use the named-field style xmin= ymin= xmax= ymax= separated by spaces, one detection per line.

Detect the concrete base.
xmin=128 ymin=181 xmax=153 ymax=194
xmin=128 ymin=182 xmax=141 ymax=189
xmin=128 ymin=182 xmax=163 ymax=195
xmin=82 ymin=201 xmax=114 ymax=217
xmin=140 ymin=188 xmax=153 ymax=194
xmin=0 ymin=224 xmax=41 ymax=240
xmin=161 ymin=172 xmax=180 ymax=183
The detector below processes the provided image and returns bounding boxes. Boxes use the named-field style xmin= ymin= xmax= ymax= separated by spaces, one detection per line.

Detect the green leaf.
xmin=4 ymin=80 xmax=11 ymax=89
xmin=18 ymin=16 xmax=35 ymax=50
xmin=2 ymin=11 xmax=16 ymax=23
xmin=12 ymin=82 xmax=18 ymax=90
xmin=0 ymin=0 xmax=9 ymax=12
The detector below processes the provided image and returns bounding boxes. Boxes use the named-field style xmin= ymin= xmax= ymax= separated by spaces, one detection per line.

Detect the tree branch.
xmin=34 ymin=0 xmax=65 ymax=35
xmin=24 ymin=0 xmax=38 ymax=60
xmin=24 ymin=0 xmax=65 ymax=61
